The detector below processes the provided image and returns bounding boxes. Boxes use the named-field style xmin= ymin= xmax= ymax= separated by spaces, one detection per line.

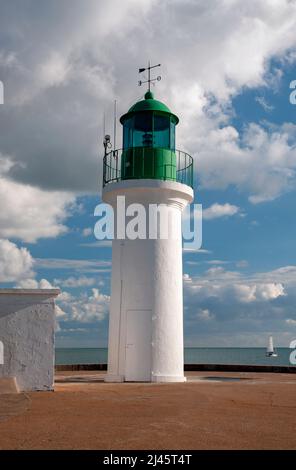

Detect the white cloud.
xmin=38 ymin=51 xmax=71 ymax=88
xmin=233 ymin=283 xmax=285 ymax=303
xmin=54 ymin=276 xmax=96 ymax=288
xmin=58 ymin=288 xmax=110 ymax=323
xmin=183 ymin=247 xmax=212 ymax=254
xmin=233 ymin=284 xmax=257 ymax=303
xmin=16 ymin=278 xmax=39 ymax=289
xmin=35 ymin=258 xmax=111 ymax=272
xmin=82 ymin=227 xmax=93 ymax=237
xmin=248 ymin=265 xmax=296 ymax=286
xmin=255 ymin=282 xmax=285 ymax=301
xmin=16 ymin=278 xmax=57 ymax=289
xmin=206 ymin=260 xmax=230 ymax=265
xmin=0 ymin=51 xmax=18 ymax=68
xmin=203 ymin=203 xmax=240 ymax=220
xmin=0 ymin=155 xmax=76 ymax=243
xmin=182 ymin=265 xmax=293 ymax=345
xmin=39 ymin=278 xmax=56 ymax=289
xmin=255 ymin=96 xmax=274 ymax=112
xmin=57 ymin=290 xmax=73 ymax=303
xmin=0 ymin=239 xmax=34 ymax=282
xmin=236 ymin=260 xmax=249 ymax=268
xmin=0 ymin=0 xmax=296 ymax=203
xmin=204 ymin=266 xmax=241 ymax=280
xmin=196 ymin=308 xmax=214 ymax=321
xmin=16 ymin=275 xmax=109 ymax=324
xmin=80 ymin=241 xmax=112 ymax=248
xmin=55 ymin=305 xmax=67 ymax=319
xmin=195 ymin=121 xmax=296 ymax=204
xmin=184 ymin=267 xmax=285 ymax=303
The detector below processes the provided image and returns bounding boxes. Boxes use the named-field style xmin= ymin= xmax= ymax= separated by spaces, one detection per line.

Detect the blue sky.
xmin=1 ymin=0 xmax=296 ymax=347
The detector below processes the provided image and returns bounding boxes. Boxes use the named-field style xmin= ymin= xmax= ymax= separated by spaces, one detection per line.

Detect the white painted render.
xmin=0 ymin=289 xmax=60 ymax=391
xmin=103 ymin=179 xmax=194 ymax=382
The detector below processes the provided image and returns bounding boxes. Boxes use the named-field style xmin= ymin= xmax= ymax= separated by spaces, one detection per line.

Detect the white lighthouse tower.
xmin=102 ymin=66 xmax=194 ymax=382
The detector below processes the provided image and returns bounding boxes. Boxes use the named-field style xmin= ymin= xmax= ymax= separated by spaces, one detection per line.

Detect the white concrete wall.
xmin=0 ymin=289 xmax=60 ymax=391
xmin=103 ymin=179 xmax=193 ymax=382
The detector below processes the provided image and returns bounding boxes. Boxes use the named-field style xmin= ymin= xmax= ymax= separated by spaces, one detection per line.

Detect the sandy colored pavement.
xmin=0 ymin=371 xmax=295 ymax=450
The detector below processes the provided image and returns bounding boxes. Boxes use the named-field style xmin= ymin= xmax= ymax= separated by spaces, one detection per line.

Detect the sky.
xmin=1 ymin=0 xmax=296 ymax=347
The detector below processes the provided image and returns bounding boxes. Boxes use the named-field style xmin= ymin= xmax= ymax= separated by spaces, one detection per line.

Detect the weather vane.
xmin=138 ymin=62 xmax=161 ymax=92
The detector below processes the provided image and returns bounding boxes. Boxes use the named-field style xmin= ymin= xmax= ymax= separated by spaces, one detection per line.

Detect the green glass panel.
xmin=121 ymin=147 xmax=176 ymax=181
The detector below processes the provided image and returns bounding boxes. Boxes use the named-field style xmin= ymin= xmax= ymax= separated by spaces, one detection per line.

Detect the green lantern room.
xmin=102 ymin=66 xmax=193 ymax=189
xmin=120 ymin=90 xmax=179 ymax=181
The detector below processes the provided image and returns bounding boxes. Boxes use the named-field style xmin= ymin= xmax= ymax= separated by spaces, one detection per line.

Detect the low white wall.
xmin=0 ymin=289 xmax=60 ymax=391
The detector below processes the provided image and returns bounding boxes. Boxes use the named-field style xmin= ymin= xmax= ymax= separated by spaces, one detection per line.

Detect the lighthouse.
xmin=102 ymin=65 xmax=194 ymax=382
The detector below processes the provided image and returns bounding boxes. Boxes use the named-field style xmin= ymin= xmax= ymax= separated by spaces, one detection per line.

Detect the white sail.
xmin=267 ymin=335 xmax=274 ymax=353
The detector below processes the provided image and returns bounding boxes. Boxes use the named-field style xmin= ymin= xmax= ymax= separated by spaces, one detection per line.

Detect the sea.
xmin=55 ymin=347 xmax=293 ymax=366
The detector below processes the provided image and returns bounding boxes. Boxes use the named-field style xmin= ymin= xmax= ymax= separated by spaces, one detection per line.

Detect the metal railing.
xmin=103 ymin=148 xmax=193 ymax=188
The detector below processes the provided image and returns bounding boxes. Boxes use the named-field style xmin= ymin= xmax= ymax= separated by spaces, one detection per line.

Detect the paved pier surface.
xmin=0 ymin=371 xmax=295 ymax=450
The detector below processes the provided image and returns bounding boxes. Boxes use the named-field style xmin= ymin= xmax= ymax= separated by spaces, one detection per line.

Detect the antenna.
xmin=138 ymin=62 xmax=161 ymax=92
xmin=102 ymin=110 xmax=111 ymax=156
xmin=103 ymin=111 xmax=106 ymax=138
xmin=113 ymin=100 xmax=117 ymax=151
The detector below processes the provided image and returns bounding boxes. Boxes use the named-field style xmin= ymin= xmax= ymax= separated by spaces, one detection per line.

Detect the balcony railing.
xmin=103 ymin=148 xmax=194 ymax=188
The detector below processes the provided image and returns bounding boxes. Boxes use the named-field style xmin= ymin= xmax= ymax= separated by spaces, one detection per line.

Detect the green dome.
xmin=120 ymin=91 xmax=179 ymax=124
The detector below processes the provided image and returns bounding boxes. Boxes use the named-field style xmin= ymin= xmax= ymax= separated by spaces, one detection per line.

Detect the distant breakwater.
xmin=55 ymin=363 xmax=296 ymax=373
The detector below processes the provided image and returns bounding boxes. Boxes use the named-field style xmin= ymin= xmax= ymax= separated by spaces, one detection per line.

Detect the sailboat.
xmin=266 ymin=335 xmax=278 ymax=357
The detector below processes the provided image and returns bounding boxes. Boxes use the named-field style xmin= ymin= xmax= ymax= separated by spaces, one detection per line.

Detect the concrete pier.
xmin=0 ymin=370 xmax=295 ymax=449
